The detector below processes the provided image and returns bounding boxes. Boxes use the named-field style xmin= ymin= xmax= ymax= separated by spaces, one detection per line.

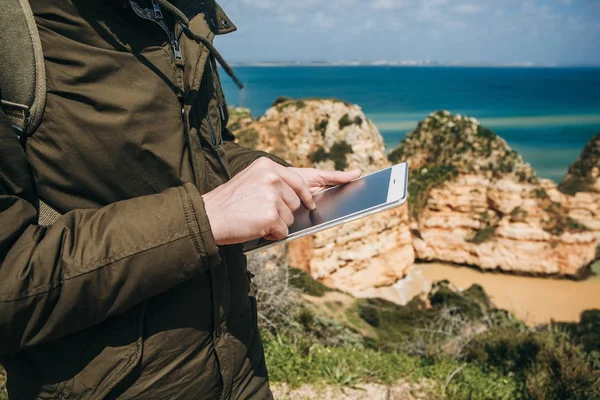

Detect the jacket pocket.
xmin=68 ymin=301 xmax=148 ymax=399
xmin=12 ymin=301 xmax=149 ymax=399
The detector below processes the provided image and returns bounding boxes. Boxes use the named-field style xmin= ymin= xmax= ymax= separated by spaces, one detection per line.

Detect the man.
xmin=0 ymin=0 xmax=359 ymax=398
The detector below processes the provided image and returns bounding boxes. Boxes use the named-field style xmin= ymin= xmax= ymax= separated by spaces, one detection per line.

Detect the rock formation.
xmin=561 ymin=133 xmax=600 ymax=257
xmin=229 ymin=99 xmax=415 ymax=296
xmin=390 ymin=111 xmax=597 ymax=277
xmin=229 ymin=102 xmax=600 ymax=297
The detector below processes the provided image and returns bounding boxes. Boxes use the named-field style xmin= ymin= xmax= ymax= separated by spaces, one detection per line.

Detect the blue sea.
xmin=222 ymin=67 xmax=600 ymax=182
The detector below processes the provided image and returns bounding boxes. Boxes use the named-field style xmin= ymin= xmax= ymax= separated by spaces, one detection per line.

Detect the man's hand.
xmin=202 ymin=158 xmax=361 ymax=245
xmin=289 ymin=167 xmax=361 ymax=194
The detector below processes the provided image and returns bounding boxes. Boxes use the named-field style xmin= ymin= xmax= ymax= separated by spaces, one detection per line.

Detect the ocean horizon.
xmin=222 ymin=66 xmax=600 ymax=183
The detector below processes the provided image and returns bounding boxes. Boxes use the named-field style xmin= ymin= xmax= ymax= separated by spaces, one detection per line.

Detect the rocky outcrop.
xmin=230 ymin=102 xmax=599 ymax=295
xmin=560 ymin=133 xmax=600 ymax=195
xmin=561 ymin=133 xmax=600 ymax=256
xmin=391 ymin=111 xmax=598 ymax=277
xmin=229 ymin=100 xmax=415 ymax=296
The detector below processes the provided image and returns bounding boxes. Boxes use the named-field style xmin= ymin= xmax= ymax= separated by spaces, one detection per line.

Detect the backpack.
xmin=0 ymin=0 xmax=61 ymax=226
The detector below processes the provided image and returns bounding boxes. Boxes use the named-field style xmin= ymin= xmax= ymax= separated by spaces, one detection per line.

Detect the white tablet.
xmin=242 ymin=162 xmax=408 ymax=254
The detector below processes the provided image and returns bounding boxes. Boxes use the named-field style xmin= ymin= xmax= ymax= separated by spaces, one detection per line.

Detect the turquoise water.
xmin=221 ymin=67 xmax=600 ymax=182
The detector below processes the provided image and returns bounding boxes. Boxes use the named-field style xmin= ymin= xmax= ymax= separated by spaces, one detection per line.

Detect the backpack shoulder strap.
xmin=0 ymin=1 xmax=59 ymax=226
xmin=0 ymin=0 xmax=46 ymax=137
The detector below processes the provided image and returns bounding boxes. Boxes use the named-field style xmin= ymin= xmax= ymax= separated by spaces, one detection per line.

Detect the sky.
xmin=215 ymin=0 xmax=600 ymax=65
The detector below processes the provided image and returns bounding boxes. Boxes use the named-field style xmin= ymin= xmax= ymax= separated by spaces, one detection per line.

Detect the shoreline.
xmin=392 ymin=261 xmax=600 ymax=325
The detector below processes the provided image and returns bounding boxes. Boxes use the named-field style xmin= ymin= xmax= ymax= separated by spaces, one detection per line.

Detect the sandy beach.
xmin=401 ymin=261 xmax=600 ymax=325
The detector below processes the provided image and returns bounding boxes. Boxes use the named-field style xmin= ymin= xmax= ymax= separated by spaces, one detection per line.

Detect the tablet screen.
xmin=288 ymin=167 xmax=392 ymax=236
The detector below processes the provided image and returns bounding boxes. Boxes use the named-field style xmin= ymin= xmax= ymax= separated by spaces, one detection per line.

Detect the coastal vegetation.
xmin=406 ymin=164 xmax=459 ymax=219
xmin=314 ymin=119 xmax=329 ymax=137
xmin=309 ymin=140 xmax=354 ymax=170
xmin=338 ymin=113 xmax=363 ymax=130
xmin=560 ymin=133 xmax=600 ymax=195
xmin=272 ymin=96 xmax=353 ymax=112
xmin=250 ymin=255 xmax=600 ymax=399
xmin=388 ymin=111 xmax=538 ymax=187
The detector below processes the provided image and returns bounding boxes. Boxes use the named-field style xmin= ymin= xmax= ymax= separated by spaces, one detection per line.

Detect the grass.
xmin=264 ymin=273 xmax=600 ymax=399
xmin=263 ymin=334 xmax=520 ymax=399
xmin=289 ymin=268 xmax=330 ymax=297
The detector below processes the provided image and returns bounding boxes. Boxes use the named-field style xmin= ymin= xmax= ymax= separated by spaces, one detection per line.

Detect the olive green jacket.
xmin=0 ymin=0 xmax=286 ymax=398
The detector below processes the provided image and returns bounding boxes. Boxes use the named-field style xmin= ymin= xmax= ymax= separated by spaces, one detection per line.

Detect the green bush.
xmin=560 ymin=179 xmax=594 ymax=196
xmin=408 ymin=165 xmax=459 ymax=219
xmin=337 ymin=114 xmax=363 ymax=130
xmin=558 ymin=309 xmax=600 ymax=354
xmin=329 ymin=141 xmax=353 ymax=170
xmin=477 ymin=125 xmax=497 ymax=141
xmin=309 ymin=147 xmax=328 ymax=164
xmin=467 ymin=226 xmax=497 ymax=244
xmin=565 ymin=217 xmax=590 ymax=233
xmin=338 ymin=113 xmax=353 ymax=130
xmin=465 ymin=327 xmax=600 ymax=400
xmin=359 ymin=305 xmax=380 ymax=327
xmin=525 ymin=335 xmax=600 ymax=400
xmin=314 ymin=119 xmax=329 ymax=137
xmin=289 ymin=268 xmax=329 ymax=297
xmin=271 ymin=96 xmax=292 ymax=107
xmin=429 ymin=281 xmax=488 ymax=320
xmin=308 ymin=141 xmax=354 ymax=170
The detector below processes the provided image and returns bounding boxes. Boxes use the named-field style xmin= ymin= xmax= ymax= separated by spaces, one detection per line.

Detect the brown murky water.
xmin=395 ymin=262 xmax=600 ymax=325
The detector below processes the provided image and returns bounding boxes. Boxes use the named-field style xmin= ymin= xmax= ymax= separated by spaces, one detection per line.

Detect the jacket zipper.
xmin=151 ymin=0 xmax=182 ymax=59
xmin=130 ymin=0 xmax=182 ymax=60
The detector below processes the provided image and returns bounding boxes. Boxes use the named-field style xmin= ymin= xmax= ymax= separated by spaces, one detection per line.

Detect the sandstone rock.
xmin=229 ymin=98 xmax=414 ymax=295
xmin=231 ymin=103 xmax=599 ymax=297
xmin=391 ymin=112 xmax=598 ymax=278
xmin=560 ymin=133 xmax=600 ymax=257
xmin=560 ymin=132 xmax=600 ymax=194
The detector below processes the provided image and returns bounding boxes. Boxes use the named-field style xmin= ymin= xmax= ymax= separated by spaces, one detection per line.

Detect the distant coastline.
xmin=230 ymin=61 xmax=600 ymax=68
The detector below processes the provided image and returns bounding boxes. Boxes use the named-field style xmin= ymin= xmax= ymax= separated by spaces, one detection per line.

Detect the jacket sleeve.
xmin=221 ymin=128 xmax=291 ymax=176
xmin=0 ymin=109 xmax=220 ymax=355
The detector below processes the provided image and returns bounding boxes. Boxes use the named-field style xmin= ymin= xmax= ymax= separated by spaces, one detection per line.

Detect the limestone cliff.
xmin=561 ymin=133 xmax=600 ymax=256
xmin=229 ymin=102 xmax=599 ymax=294
xmin=228 ymin=100 xmax=415 ymax=297
xmin=560 ymin=133 xmax=600 ymax=195
xmin=391 ymin=111 xmax=597 ymax=277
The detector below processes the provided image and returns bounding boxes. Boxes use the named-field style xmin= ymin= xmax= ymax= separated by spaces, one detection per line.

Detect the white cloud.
xmin=314 ymin=11 xmax=337 ymax=29
xmin=372 ymin=0 xmax=412 ymax=9
xmin=453 ymin=3 xmax=488 ymax=14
